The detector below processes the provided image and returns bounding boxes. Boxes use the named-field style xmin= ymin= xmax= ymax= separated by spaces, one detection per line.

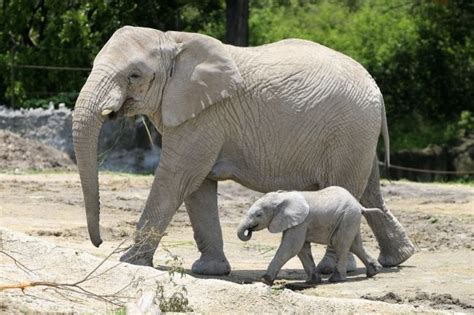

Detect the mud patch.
xmin=362 ymin=291 xmax=474 ymax=312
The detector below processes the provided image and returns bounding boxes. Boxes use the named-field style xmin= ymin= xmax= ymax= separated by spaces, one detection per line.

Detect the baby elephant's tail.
xmin=361 ymin=207 xmax=384 ymax=216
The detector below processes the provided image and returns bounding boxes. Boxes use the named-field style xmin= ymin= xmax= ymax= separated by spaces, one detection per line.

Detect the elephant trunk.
xmin=72 ymin=68 xmax=122 ymax=247
xmin=237 ymin=220 xmax=253 ymax=241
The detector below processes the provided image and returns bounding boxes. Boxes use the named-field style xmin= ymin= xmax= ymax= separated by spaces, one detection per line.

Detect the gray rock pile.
xmin=0 ymin=130 xmax=75 ymax=172
xmin=0 ymin=105 xmax=161 ymax=173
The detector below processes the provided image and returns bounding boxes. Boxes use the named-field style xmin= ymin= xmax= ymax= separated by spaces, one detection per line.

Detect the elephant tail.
xmin=361 ymin=207 xmax=384 ymax=217
xmin=381 ymin=97 xmax=390 ymax=170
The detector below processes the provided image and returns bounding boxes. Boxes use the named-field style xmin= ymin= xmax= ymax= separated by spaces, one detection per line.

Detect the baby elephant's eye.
xmin=255 ymin=212 xmax=263 ymax=218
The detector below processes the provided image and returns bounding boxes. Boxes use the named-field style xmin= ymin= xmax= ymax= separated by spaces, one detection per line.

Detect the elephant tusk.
xmin=101 ymin=109 xmax=113 ymax=116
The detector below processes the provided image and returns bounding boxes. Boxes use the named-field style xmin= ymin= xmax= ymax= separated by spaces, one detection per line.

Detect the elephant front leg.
xmin=119 ymin=168 xmax=182 ymax=267
xmin=185 ymin=179 xmax=230 ymax=275
xmin=297 ymin=242 xmax=321 ymax=284
xmin=262 ymin=226 xmax=306 ymax=285
xmin=119 ymin=125 xmax=223 ymax=268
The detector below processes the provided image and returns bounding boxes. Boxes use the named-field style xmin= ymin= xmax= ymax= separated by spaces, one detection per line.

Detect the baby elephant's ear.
xmin=269 ymin=192 xmax=309 ymax=233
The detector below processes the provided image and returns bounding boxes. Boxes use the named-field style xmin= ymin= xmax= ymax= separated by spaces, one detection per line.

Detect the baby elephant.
xmin=237 ymin=186 xmax=383 ymax=285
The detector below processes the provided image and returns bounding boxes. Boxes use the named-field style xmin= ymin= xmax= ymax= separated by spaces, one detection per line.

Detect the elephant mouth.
xmin=248 ymin=223 xmax=258 ymax=230
xmin=238 ymin=223 xmax=259 ymax=241
xmin=106 ymin=111 xmax=119 ymax=120
xmin=246 ymin=223 xmax=259 ymax=234
xmin=103 ymin=98 xmax=137 ymax=120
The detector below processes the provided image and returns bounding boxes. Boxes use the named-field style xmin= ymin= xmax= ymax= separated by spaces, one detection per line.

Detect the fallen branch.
xmin=0 ymin=230 xmax=188 ymax=311
xmin=0 ymin=239 xmax=137 ymax=306
xmin=0 ymin=250 xmax=35 ymax=276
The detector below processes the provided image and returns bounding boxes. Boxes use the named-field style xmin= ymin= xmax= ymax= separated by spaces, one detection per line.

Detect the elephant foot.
xmin=363 ymin=207 xmax=415 ymax=267
xmin=261 ymin=274 xmax=274 ymax=286
xmin=366 ymin=261 xmax=383 ymax=278
xmin=378 ymin=242 xmax=415 ymax=267
xmin=306 ymin=272 xmax=322 ymax=284
xmin=317 ymin=253 xmax=357 ymax=275
xmin=120 ymin=245 xmax=154 ymax=267
xmin=347 ymin=253 xmax=357 ymax=272
xmin=191 ymin=254 xmax=231 ymax=276
xmin=328 ymin=269 xmax=347 ymax=283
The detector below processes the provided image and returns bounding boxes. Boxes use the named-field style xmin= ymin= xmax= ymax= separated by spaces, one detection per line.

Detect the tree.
xmin=225 ymin=0 xmax=249 ymax=46
xmin=0 ymin=0 xmax=225 ymax=107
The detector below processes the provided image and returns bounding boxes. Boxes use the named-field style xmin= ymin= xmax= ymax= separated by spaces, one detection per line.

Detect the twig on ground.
xmin=0 ymin=239 xmax=139 ymax=306
xmin=0 ymin=250 xmax=36 ymax=276
xmin=0 ymin=230 xmax=188 ymax=311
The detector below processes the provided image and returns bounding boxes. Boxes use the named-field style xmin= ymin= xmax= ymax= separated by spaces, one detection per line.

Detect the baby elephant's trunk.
xmin=237 ymin=222 xmax=253 ymax=241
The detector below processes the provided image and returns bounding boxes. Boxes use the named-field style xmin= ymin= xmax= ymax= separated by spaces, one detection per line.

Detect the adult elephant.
xmin=72 ymin=26 xmax=414 ymax=275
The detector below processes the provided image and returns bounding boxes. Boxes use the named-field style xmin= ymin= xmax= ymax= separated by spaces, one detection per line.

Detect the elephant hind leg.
xmin=185 ymin=179 xmax=231 ymax=276
xmin=360 ymin=157 xmax=415 ymax=267
xmin=316 ymin=247 xmax=357 ymax=275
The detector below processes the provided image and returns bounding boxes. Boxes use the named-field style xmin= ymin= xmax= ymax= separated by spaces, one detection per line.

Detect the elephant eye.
xmin=255 ymin=212 xmax=263 ymax=218
xmin=128 ymin=73 xmax=141 ymax=84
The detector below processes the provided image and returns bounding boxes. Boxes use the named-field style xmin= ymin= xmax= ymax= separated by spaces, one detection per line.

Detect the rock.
xmin=0 ymin=105 xmax=162 ymax=173
xmin=449 ymin=134 xmax=474 ymax=179
xmin=0 ymin=130 xmax=75 ymax=172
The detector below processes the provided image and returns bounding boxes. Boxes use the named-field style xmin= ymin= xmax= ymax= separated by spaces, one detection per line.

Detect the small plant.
xmin=110 ymin=307 xmax=127 ymax=315
xmin=270 ymin=283 xmax=285 ymax=295
xmin=157 ymin=284 xmax=192 ymax=312
xmin=163 ymin=248 xmax=186 ymax=278
xmin=428 ymin=217 xmax=439 ymax=224
xmin=154 ymin=248 xmax=193 ymax=312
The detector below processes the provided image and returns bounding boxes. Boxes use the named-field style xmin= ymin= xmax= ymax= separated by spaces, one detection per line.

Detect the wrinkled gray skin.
xmin=237 ymin=187 xmax=383 ymax=285
xmin=72 ymin=26 xmax=414 ymax=276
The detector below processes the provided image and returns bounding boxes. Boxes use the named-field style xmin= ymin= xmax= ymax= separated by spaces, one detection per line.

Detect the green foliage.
xmin=456 ymin=111 xmax=474 ymax=137
xmin=1 ymin=0 xmax=471 ymax=151
xmin=0 ymin=0 xmax=224 ymax=108
xmin=110 ymin=307 xmax=126 ymax=315
xmin=390 ymin=110 xmax=473 ymax=151
xmin=23 ymin=92 xmax=78 ymax=109
xmin=250 ymin=0 xmax=473 ymax=149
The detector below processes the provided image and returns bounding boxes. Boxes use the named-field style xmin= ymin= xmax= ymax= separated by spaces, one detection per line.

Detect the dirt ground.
xmin=0 ymin=172 xmax=473 ymax=314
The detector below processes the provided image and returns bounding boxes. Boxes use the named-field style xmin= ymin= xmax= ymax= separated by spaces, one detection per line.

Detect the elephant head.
xmin=237 ymin=191 xmax=310 ymax=241
xmin=73 ymin=26 xmax=242 ymax=247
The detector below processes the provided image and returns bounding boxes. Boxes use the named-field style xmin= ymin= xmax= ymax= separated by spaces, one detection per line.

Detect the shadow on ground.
xmin=155 ymin=265 xmax=402 ymax=288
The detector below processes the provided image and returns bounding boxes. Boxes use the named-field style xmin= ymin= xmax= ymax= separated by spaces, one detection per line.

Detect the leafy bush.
xmin=250 ymin=0 xmax=473 ymax=149
xmin=0 ymin=0 xmax=224 ymax=108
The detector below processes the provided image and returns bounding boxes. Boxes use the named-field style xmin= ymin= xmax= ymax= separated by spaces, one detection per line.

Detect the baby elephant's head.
xmin=237 ymin=191 xmax=309 ymax=241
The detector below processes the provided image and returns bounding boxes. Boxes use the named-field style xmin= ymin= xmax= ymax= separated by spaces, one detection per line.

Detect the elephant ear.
xmin=268 ymin=192 xmax=310 ymax=233
xmin=162 ymin=31 xmax=243 ymax=127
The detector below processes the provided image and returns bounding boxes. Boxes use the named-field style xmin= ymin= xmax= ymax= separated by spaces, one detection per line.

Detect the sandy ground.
xmin=0 ymin=172 xmax=473 ymax=313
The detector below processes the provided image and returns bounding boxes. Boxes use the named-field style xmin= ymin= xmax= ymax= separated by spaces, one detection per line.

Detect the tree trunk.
xmin=225 ymin=0 xmax=249 ymax=47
